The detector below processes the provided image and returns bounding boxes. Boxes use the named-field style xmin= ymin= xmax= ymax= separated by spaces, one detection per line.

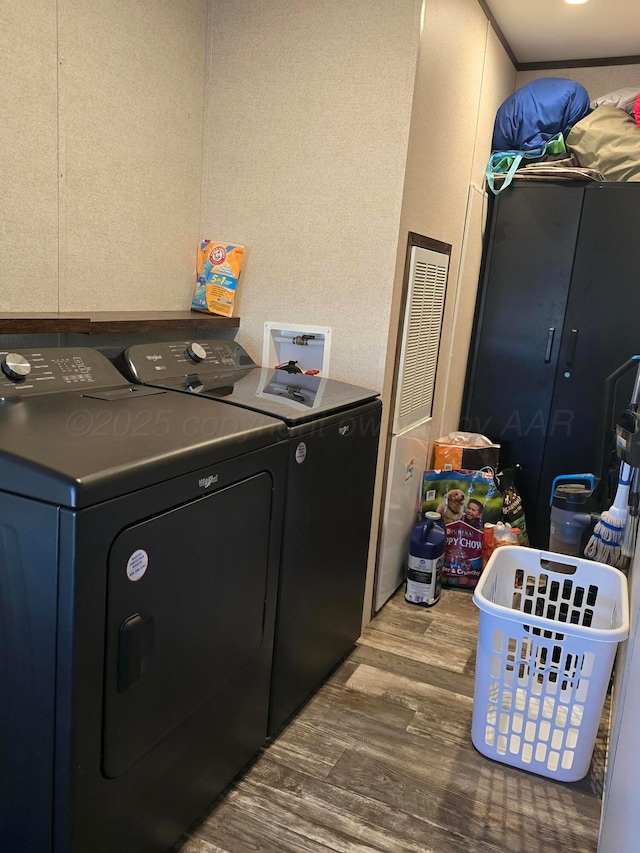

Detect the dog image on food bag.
xmin=436 ymin=489 xmax=466 ymax=525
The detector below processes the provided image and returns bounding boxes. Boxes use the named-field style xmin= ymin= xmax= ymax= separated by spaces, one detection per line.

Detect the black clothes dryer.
xmin=0 ymin=347 xmax=287 ymax=853
xmin=119 ymin=340 xmax=382 ymax=735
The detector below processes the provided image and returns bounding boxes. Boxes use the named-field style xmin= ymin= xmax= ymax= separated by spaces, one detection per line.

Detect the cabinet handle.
xmin=545 ymin=327 xmax=555 ymax=363
xmin=567 ymin=329 xmax=578 ymax=365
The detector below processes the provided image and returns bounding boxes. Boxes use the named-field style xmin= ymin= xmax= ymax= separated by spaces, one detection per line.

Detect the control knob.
xmin=2 ymin=352 xmax=31 ymax=382
xmin=186 ymin=342 xmax=207 ymax=363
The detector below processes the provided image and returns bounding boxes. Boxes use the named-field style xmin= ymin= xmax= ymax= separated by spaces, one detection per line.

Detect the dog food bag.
xmin=422 ymin=469 xmax=502 ymax=588
xmin=191 ymin=240 xmax=244 ymax=317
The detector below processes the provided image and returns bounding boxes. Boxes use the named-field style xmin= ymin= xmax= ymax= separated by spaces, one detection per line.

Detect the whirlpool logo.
xmin=198 ymin=474 xmax=219 ymax=489
xmin=338 ymin=425 xmax=351 ymax=436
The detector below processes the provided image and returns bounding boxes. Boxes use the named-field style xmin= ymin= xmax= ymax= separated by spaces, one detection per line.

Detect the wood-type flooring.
xmin=175 ymin=587 xmax=608 ymax=853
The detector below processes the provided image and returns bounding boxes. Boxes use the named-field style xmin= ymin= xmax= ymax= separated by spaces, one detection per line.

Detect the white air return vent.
xmin=393 ymin=246 xmax=448 ymax=434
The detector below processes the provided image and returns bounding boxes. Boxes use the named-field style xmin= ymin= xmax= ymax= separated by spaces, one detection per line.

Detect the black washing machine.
xmin=0 ymin=347 xmax=287 ymax=853
xmin=118 ymin=340 xmax=382 ymax=735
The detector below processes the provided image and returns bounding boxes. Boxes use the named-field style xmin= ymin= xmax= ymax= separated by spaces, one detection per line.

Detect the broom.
xmin=584 ymin=461 xmax=632 ymax=567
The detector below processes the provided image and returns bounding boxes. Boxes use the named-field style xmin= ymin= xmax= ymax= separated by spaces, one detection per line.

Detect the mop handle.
xmin=612 ymin=462 xmax=633 ymax=511
xmin=620 ymin=461 xmax=633 ymax=486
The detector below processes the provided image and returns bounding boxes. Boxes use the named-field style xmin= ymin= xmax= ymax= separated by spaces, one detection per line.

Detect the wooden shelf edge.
xmin=0 ymin=312 xmax=240 ymax=335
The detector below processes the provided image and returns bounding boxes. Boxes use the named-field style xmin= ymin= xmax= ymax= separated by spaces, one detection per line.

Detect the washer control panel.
xmin=124 ymin=340 xmax=256 ymax=383
xmin=0 ymin=347 xmax=130 ymax=400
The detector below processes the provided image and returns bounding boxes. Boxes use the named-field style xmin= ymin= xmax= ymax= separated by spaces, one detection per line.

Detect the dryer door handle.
xmin=117 ymin=613 xmax=154 ymax=692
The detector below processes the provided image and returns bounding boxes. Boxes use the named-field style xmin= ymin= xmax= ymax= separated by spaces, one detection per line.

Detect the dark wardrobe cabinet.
xmin=462 ymin=182 xmax=640 ymax=547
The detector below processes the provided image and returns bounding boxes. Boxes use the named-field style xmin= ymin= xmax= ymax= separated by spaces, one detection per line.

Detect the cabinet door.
xmin=540 ymin=184 xmax=640 ymax=543
xmin=463 ymin=185 xmax=585 ymax=545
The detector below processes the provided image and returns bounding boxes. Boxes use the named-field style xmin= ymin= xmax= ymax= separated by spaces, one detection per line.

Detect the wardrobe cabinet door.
xmin=463 ymin=184 xmax=584 ymax=545
xmin=539 ymin=184 xmax=640 ymax=544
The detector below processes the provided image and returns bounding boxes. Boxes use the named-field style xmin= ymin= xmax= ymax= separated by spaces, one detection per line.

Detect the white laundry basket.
xmin=471 ymin=546 xmax=629 ymax=782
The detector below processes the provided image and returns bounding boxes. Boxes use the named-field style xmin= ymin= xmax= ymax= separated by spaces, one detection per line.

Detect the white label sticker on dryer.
xmin=126 ymin=549 xmax=148 ymax=582
xmin=295 ymin=441 xmax=307 ymax=464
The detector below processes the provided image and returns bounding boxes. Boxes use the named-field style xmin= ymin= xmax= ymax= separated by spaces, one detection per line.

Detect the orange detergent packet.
xmin=191 ymin=241 xmax=244 ymax=317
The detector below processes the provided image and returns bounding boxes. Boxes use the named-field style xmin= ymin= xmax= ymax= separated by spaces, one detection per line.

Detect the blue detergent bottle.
xmin=405 ymin=511 xmax=446 ymax=607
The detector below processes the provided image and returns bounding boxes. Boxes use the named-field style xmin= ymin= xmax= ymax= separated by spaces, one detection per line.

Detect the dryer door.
xmin=102 ymin=472 xmax=272 ymax=778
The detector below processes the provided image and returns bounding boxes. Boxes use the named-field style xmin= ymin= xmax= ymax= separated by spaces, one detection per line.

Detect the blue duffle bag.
xmin=486 ymin=77 xmax=589 ymax=194
xmin=492 ymin=77 xmax=590 ymax=151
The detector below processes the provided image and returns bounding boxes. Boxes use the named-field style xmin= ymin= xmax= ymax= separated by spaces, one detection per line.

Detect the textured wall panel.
xmin=201 ymin=0 xmax=420 ymax=390
xmin=385 ymin=0 xmax=516 ymax=441
xmin=0 ymin=1 xmax=58 ymax=310
xmin=57 ymin=0 xmax=207 ymax=310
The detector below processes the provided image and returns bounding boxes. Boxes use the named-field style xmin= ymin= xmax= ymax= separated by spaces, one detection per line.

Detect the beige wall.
xmin=516 ymin=64 xmax=640 ymax=100
xmin=384 ymin=3 xmax=516 ymax=441
xmin=201 ymin=0 xmax=422 ymax=391
xmin=364 ymin=1 xmax=515 ymax=620
xmin=436 ymin=26 xmax=517 ymax=434
xmin=1 ymin=0 xmax=59 ymax=310
xmin=1 ymin=0 xmax=207 ymax=312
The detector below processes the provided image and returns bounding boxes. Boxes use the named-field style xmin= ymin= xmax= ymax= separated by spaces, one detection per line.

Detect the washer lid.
xmin=122 ymin=340 xmax=379 ymax=425
xmin=186 ymin=367 xmax=379 ymax=425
